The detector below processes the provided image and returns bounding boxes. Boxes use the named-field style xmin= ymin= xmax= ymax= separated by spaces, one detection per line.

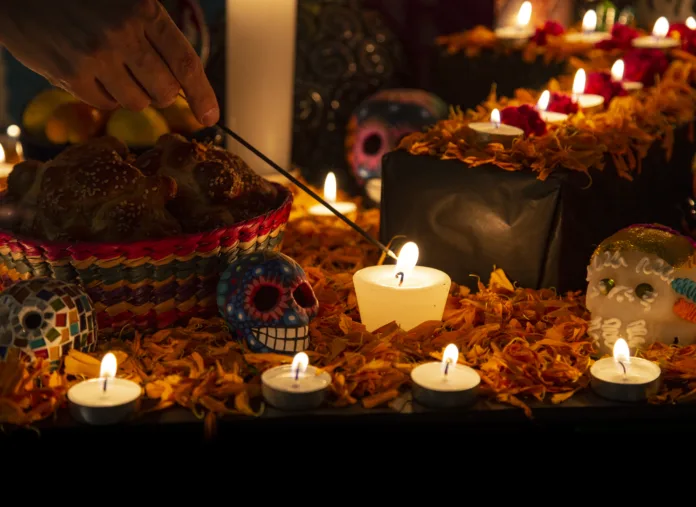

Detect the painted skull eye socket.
xmin=362 ymin=133 xmax=383 ymax=155
xmin=253 ymin=285 xmax=282 ymax=311
xmin=23 ymin=311 xmax=43 ymax=330
xmin=598 ymin=278 xmax=615 ymax=295
xmin=635 ymin=283 xmax=655 ymax=300
xmin=293 ymin=282 xmax=317 ymax=308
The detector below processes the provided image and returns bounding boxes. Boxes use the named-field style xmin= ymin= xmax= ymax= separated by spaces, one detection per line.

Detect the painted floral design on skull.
xmin=586 ymin=224 xmax=696 ymax=354
xmin=216 ymin=251 xmax=319 ymax=353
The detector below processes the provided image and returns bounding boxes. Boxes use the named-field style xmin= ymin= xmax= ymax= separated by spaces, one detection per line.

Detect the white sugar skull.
xmin=586 ymin=224 xmax=696 ymax=355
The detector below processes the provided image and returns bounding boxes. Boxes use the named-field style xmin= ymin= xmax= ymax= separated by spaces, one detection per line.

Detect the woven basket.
xmin=0 ymin=183 xmax=293 ymax=335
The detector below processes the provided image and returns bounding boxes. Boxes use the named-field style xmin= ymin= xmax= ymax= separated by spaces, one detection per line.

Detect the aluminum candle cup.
xmin=589 ymin=338 xmax=661 ymax=402
xmin=632 ymin=17 xmax=679 ymax=49
xmin=411 ymin=344 xmax=480 ymax=409
xmin=261 ymin=353 xmax=332 ymax=410
xmin=563 ymin=10 xmax=610 ymax=44
xmin=68 ymin=377 xmax=141 ymax=425
xmin=494 ymin=0 xmax=533 ymax=46
xmin=353 ymin=242 xmax=451 ymax=332
xmin=468 ymin=109 xmax=523 ymax=149
xmin=539 ymin=110 xmax=569 ymax=124
xmin=308 ymin=171 xmax=357 ymax=219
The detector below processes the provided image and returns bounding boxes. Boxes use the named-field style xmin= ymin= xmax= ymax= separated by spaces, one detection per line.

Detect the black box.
xmin=380 ymin=126 xmax=695 ymax=293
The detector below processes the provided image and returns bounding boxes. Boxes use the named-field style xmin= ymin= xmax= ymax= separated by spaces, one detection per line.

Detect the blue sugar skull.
xmin=216 ymin=251 xmax=319 ymax=353
xmin=346 ymin=89 xmax=448 ymax=184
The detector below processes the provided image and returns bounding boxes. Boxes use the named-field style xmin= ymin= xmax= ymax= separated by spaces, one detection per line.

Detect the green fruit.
xmin=106 ymin=107 xmax=170 ymax=147
xmin=22 ymin=88 xmax=78 ymax=138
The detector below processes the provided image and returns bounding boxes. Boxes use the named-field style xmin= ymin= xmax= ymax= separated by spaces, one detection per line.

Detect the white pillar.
xmin=226 ymin=0 xmax=297 ymax=180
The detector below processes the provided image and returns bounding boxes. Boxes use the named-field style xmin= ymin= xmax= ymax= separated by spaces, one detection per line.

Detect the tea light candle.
xmin=633 ymin=17 xmax=679 ymax=49
xmin=67 ymin=352 xmax=142 ymax=425
xmin=564 ymin=10 xmax=611 ymax=44
xmin=572 ymin=69 xmax=605 ymax=110
xmin=536 ymin=90 xmax=569 ymax=124
xmin=495 ymin=1 xmax=534 ymax=42
xmin=261 ymin=352 xmax=332 ymax=410
xmin=611 ymin=59 xmax=643 ymax=92
xmin=590 ymin=338 xmax=661 ymax=402
xmin=353 ymin=242 xmax=451 ymax=332
xmin=308 ymin=172 xmax=357 ymax=217
xmin=468 ymin=109 xmax=524 ymax=148
xmin=411 ymin=344 xmax=480 ymax=409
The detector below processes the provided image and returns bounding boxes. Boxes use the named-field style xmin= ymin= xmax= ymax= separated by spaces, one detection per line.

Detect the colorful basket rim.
xmin=0 ymin=182 xmax=292 ymax=259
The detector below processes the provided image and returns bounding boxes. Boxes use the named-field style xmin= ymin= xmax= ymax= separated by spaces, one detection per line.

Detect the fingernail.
xmin=201 ymin=107 xmax=220 ymax=126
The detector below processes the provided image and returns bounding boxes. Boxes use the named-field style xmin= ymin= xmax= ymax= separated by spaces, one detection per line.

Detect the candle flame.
xmin=517 ymin=1 xmax=532 ymax=27
xmin=100 ymin=352 xmax=118 ymax=379
xmin=491 ymin=108 xmax=501 ymax=127
xmin=394 ymin=241 xmax=418 ymax=281
xmin=611 ymin=60 xmax=624 ymax=82
xmin=613 ymin=338 xmax=631 ymax=376
xmin=6 ymin=125 xmax=20 ymax=138
xmin=0 ymin=144 xmax=6 ymax=165
xmin=572 ymin=69 xmax=586 ymax=96
xmin=291 ymin=352 xmax=309 ymax=378
xmin=441 ymin=343 xmax=459 ymax=375
xmin=653 ymin=17 xmax=669 ymax=38
xmin=582 ymin=10 xmax=597 ymax=32
xmin=323 ymin=172 xmax=337 ymax=204
xmin=537 ymin=90 xmax=550 ymax=111
xmin=688 ymin=16 xmax=696 ymax=30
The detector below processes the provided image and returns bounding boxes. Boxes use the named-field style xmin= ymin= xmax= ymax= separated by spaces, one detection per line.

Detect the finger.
xmin=62 ymin=77 xmax=119 ymax=111
xmin=145 ymin=4 xmax=219 ymax=125
xmin=98 ymin=64 xmax=151 ymax=111
xmin=125 ymin=34 xmax=180 ymax=108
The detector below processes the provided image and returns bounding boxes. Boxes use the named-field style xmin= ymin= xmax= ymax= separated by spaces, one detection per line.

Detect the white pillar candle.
xmin=610 ymin=59 xmax=644 ymax=91
xmin=536 ymin=90 xmax=569 ymax=124
xmin=468 ymin=109 xmax=524 ymax=148
xmin=226 ymin=0 xmax=298 ymax=178
xmin=411 ymin=344 xmax=480 ymax=408
xmin=495 ymin=1 xmax=534 ymax=41
xmin=308 ymin=172 xmax=358 ymax=217
xmin=571 ymin=69 xmax=605 ymax=110
xmin=632 ymin=17 xmax=679 ymax=49
xmin=261 ymin=352 xmax=332 ymax=410
xmin=590 ymin=338 xmax=661 ymax=402
xmin=67 ymin=352 xmax=141 ymax=425
xmin=564 ymin=10 xmax=611 ymax=44
xmin=353 ymin=242 xmax=451 ymax=332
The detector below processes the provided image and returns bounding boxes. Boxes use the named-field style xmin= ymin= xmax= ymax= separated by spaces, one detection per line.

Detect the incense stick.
xmin=215 ymin=122 xmax=397 ymax=261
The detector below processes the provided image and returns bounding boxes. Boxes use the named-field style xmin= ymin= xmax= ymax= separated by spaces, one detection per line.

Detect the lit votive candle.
xmin=468 ymin=108 xmax=524 ymax=148
xmin=411 ymin=344 xmax=480 ymax=409
xmin=67 ymin=352 xmax=142 ymax=425
xmin=536 ymin=90 xmax=569 ymax=124
xmin=495 ymin=1 xmax=534 ymax=43
xmin=571 ymin=69 xmax=604 ymax=110
xmin=611 ymin=59 xmax=643 ymax=92
xmin=353 ymin=241 xmax=451 ymax=332
xmin=564 ymin=10 xmax=611 ymax=44
xmin=632 ymin=17 xmax=679 ymax=49
xmin=590 ymin=338 xmax=661 ymax=402
xmin=308 ymin=171 xmax=357 ymax=218
xmin=261 ymin=352 xmax=332 ymax=410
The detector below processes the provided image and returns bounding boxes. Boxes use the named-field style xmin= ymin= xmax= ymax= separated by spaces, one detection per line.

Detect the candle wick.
xmin=294 ymin=368 xmax=300 ymax=381
xmin=618 ymin=360 xmax=627 ymax=378
xmin=444 ymin=361 xmax=450 ymax=376
xmin=395 ymin=271 xmax=405 ymax=286
xmin=103 ymin=376 xmax=108 ymax=393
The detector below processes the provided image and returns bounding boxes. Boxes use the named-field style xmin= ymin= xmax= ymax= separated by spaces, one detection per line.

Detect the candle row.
xmin=496 ymin=1 xmax=687 ymax=52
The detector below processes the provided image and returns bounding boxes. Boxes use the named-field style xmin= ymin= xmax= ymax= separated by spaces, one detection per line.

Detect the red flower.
xmin=595 ymin=23 xmax=640 ymax=50
xmin=585 ymin=71 xmax=627 ymax=104
xmin=531 ymin=20 xmax=565 ymax=46
xmin=547 ymin=92 xmax=579 ymax=115
xmin=500 ymin=105 xmax=547 ymax=137
xmin=623 ymin=48 xmax=669 ymax=86
xmin=671 ymin=23 xmax=696 ymax=54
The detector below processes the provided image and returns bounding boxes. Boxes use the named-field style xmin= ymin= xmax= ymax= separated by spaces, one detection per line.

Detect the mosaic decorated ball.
xmin=0 ymin=278 xmax=97 ymax=363
xmin=217 ymin=251 xmax=319 ymax=354
xmin=346 ymin=89 xmax=448 ymax=184
xmin=586 ymin=224 xmax=696 ymax=355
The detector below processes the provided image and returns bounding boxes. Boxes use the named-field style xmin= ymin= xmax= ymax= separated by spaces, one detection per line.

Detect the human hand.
xmin=0 ymin=0 xmax=219 ymax=126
